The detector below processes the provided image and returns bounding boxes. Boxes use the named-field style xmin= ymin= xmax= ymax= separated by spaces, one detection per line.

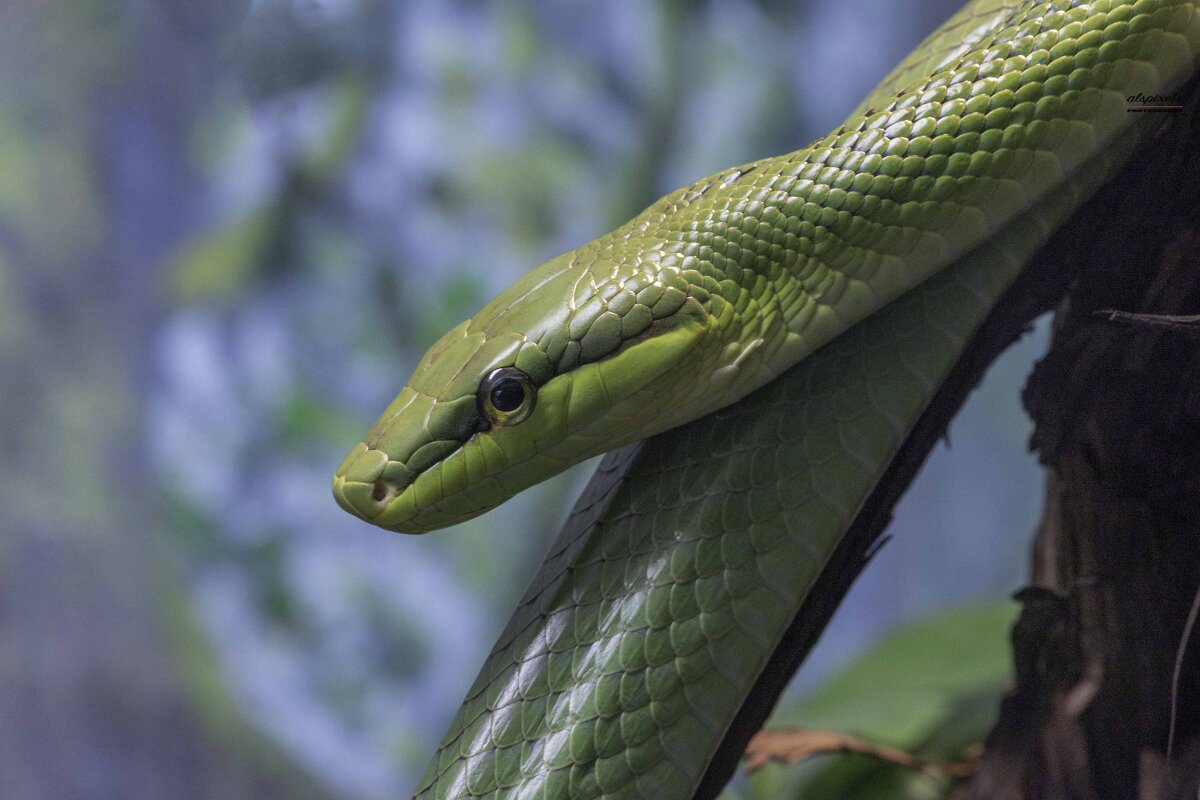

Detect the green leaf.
xmin=784 ymin=600 xmax=1016 ymax=740
xmin=744 ymin=600 xmax=1017 ymax=800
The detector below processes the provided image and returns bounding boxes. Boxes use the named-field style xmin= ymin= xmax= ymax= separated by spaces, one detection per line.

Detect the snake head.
xmin=333 ymin=249 xmax=713 ymax=533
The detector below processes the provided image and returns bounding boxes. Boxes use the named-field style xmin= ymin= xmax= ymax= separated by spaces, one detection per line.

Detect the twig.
xmin=743 ymin=727 xmax=978 ymax=780
xmin=1094 ymin=309 xmax=1200 ymax=337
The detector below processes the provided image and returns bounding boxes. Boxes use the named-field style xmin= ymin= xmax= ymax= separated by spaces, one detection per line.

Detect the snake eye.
xmin=478 ymin=367 xmax=536 ymax=427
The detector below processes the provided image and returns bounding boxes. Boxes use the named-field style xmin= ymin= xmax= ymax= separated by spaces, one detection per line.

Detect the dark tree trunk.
xmin=973 ymin=77 xmax=1200 ymax=800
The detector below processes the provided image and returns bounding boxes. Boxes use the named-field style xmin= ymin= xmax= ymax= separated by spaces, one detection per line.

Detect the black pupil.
xmin=490 ymin=379 xmax=525 ymax=412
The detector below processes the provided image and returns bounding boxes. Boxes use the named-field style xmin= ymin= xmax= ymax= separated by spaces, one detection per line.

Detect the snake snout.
xmin=332 ymin=443 xmax=413 ymax=522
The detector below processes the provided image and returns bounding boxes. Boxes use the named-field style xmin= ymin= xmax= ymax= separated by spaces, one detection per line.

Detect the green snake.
xmin=333 ymin=0 xmax=1200 ymax=796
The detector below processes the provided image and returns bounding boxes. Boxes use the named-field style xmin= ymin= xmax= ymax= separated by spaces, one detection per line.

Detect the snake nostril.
xmin=372 ymin=479 xmax=390 ymax=503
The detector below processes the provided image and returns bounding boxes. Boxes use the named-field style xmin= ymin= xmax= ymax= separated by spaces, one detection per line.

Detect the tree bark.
xmin=973 ymin=76 xmax=1200 ymax=800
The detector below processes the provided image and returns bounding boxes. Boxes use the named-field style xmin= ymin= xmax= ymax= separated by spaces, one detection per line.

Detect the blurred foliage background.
xmin=0 ymin=0 xmax=1051 ymax=797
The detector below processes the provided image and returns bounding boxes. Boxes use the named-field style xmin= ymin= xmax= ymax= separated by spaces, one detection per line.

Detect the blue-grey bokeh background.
xmin=1 ymin=1 xmax=1043 ymax=797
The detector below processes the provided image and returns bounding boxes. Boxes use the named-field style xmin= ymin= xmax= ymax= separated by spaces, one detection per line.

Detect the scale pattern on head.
xmin=331 ymin=239 xmax=728 ymax=532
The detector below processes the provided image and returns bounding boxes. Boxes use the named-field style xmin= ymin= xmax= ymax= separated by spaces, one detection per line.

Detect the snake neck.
xmin=545 ymin=0 xmax=1200 ymax=419
xmin=342 ymin=0 xmax=1200 ymax=535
